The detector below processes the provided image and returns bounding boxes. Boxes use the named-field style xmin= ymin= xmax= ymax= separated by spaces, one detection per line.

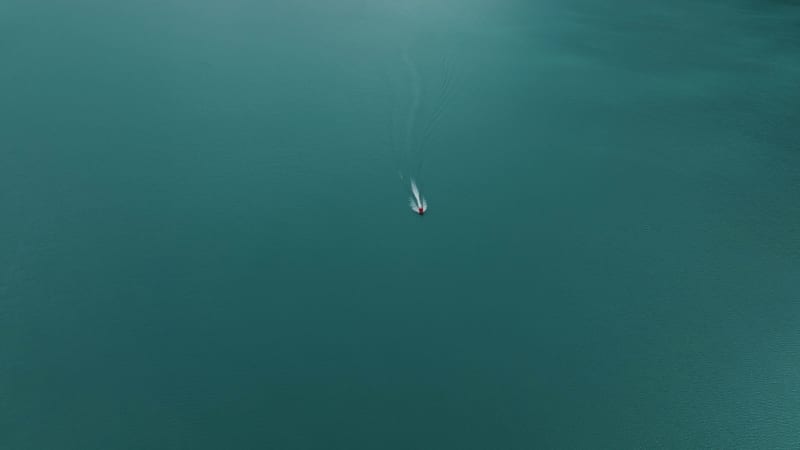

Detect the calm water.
xmin=2 ymin=0 xmax=799 ymax=448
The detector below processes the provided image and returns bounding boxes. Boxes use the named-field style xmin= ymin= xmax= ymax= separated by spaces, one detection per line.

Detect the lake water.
xmin=2 ymin=0 xmax=799 ymax=448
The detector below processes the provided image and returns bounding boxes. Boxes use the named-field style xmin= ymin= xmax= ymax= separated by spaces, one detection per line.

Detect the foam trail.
xmin=410 ymin=179 xmax=427 ymax=213
xmin=411 ymin=179 xmax=422 ymax=205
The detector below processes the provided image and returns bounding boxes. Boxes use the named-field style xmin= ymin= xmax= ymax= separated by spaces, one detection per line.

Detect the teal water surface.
xmin=2 ymin=0 xmax=800 ymax=448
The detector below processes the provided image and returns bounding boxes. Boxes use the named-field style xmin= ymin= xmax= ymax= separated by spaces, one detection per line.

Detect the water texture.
xmin=2 ymin=0 xmax=799 ymax=448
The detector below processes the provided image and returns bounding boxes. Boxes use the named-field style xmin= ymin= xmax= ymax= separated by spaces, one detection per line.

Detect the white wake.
xmin=409 ymin=179 xmax=427 ymax=213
